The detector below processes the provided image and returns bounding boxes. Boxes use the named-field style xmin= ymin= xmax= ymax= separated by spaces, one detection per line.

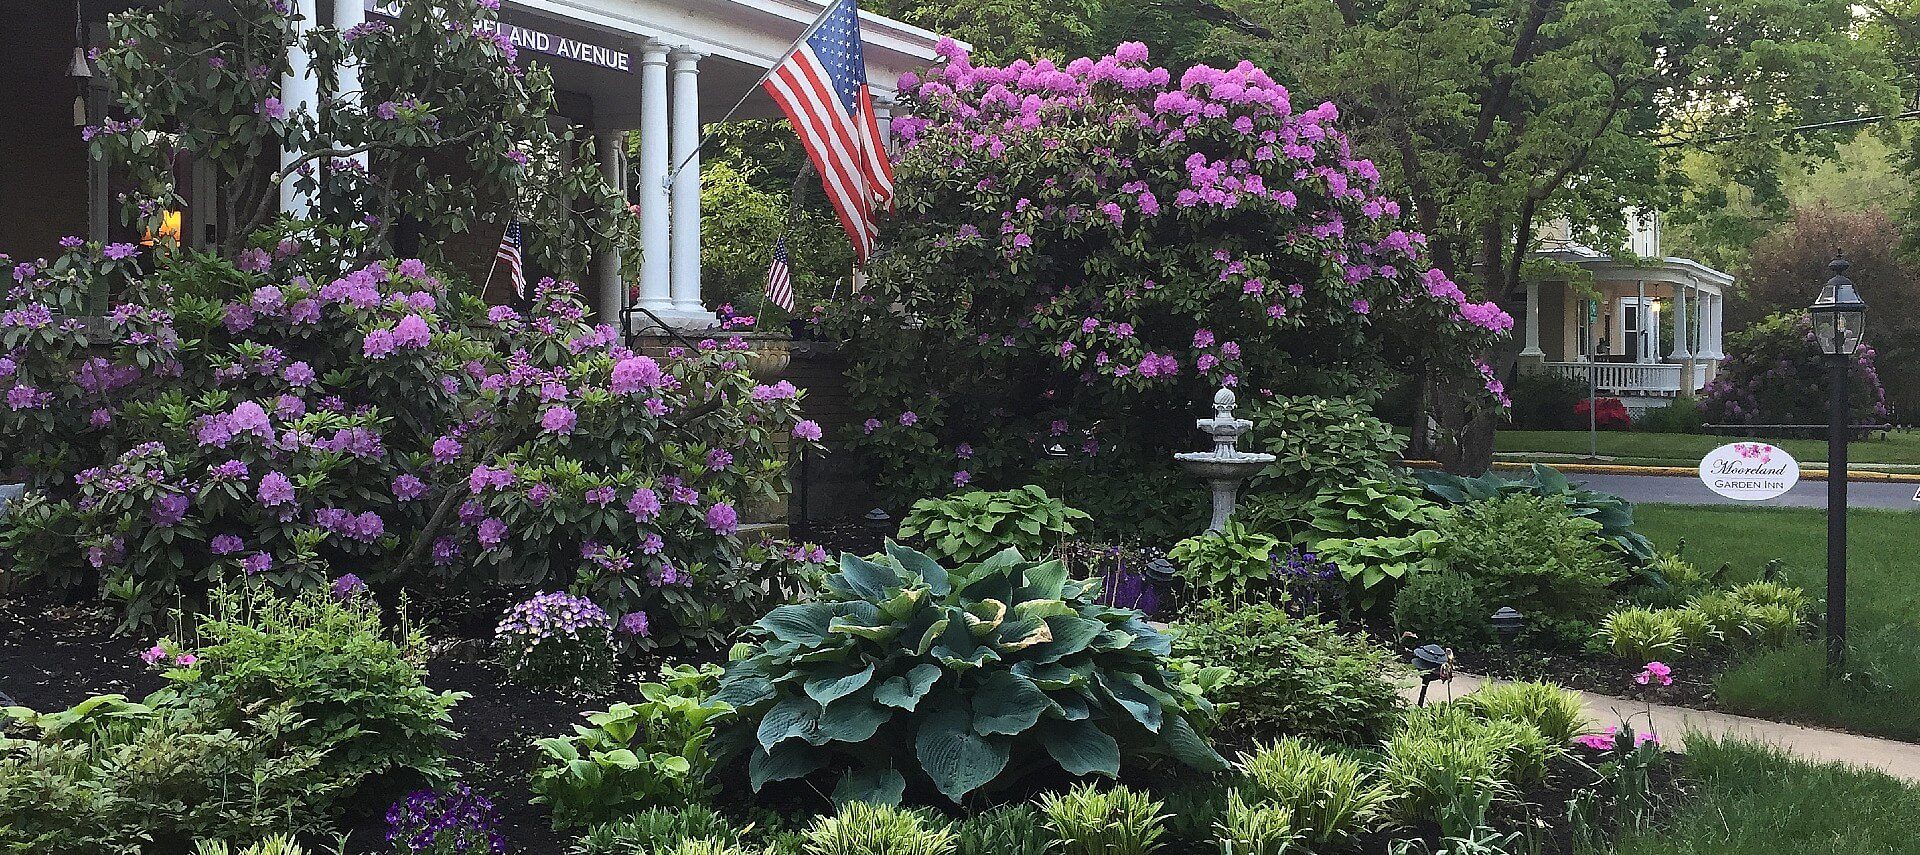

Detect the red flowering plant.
xmin=1572 ymin=396 xmax=1632 ymax=430
xmin=825 ymin=42 xmax=1512 ymax=517
xmin=0 ymin=236 xmax=821 ymax=640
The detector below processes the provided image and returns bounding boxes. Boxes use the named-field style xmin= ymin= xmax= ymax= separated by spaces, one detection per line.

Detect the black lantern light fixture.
xmin=1409 ymin=643 xmax=1453 ymax=706
xmin=1491 ymin=606 xmax=1525 ymax=645
xmin=69 ymin=1 xmax=92 ymax=128
xmin=863 ymin=507 xmax=893 ymax=538
xmin=1810 ymin=252 xmax=1867 ymax=671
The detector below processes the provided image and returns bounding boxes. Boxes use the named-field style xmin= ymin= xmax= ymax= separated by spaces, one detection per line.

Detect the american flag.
xmin=496 ymin=221 xmax=526 ymax=298
xmin=765 ymin=235 xmax=796 ymax=311
xmin=763 ymin=0 xmax=893 ymax=264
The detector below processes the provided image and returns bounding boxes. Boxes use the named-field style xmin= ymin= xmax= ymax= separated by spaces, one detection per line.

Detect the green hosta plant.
xmin=898 ymin=485 xmax=1092 ymax=566
xmin=1169 ymin=520 xmax=1280 ymax=599
xmin=717 ymin=542 xmax=1229 ymax=805
xmin=1313 ymin=530 xmax=1444 ymax=611
xmin=1414 ymin=464 xmax=1654 ymax=560
xmin=1290 ymin=478 xmax=1450 ymax=545
xmin=531 ymin=664 xmax=734 ymax=828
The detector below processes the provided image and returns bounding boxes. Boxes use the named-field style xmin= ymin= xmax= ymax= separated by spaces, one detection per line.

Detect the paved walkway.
xmin=1407 ymin=673 xmax=1920 ymax=783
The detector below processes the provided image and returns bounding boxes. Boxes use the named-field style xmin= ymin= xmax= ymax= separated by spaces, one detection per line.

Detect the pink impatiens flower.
xmin=1634 ymin=661 xmax=1673 ymax=687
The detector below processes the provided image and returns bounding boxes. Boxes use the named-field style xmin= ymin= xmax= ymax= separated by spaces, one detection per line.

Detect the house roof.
xmin=1535 ymin=246 xmax=1734 ymax=294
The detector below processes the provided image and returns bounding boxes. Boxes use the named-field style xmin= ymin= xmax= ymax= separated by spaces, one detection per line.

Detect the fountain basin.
xmin=1174 ymin=453 xmax=1275 ymax=480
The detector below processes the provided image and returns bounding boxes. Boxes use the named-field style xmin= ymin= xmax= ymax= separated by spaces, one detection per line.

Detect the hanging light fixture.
xmin=69 ymin=1 xmax=92 ymax=127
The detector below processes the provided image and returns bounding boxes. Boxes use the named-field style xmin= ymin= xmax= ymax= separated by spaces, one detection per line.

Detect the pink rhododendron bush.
xmin=827 ymin=42 xmax=1511 ymax=524
xmin=0 ymin=237 xmax=819 ymax=640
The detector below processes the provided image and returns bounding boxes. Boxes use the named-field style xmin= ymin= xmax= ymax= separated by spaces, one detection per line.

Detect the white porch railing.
xmin=1542 ymin=362 xmax=1709 ymax=396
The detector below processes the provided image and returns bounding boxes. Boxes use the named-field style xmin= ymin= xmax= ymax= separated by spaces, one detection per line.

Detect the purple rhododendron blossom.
xmin=257 ymin=471 xmax=296 ymax=506
xmin=704 ymin=501 xmax=739 ymax=535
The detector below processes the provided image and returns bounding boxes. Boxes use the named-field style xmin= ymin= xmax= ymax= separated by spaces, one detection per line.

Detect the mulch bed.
xmin=2 ymin=579 xmax=1693 ymax=854
xmin=1454 ymin=646 xmax=1737 ymax=711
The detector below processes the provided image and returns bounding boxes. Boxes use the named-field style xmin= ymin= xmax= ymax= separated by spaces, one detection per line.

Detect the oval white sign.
xmin=1698 ymin=442 xmax=1800 ymax=501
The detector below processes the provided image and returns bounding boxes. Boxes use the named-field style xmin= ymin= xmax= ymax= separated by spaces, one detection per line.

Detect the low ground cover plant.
xmin=897 ymin=485 xmax=1090 ymax=566
xmin=1172 ymin=601 xmax=1405 ymax=745
xmin=532 ymin=665 xmax=734 ymax=828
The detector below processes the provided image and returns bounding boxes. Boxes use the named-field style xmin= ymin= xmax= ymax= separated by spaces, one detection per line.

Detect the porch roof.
xmin=1535 ymin=247 xmax=1734 ymax=295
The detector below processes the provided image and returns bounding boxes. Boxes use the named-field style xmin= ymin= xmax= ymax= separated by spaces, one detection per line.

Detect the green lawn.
xmin=1493 ymin=429 xmax=1920 ymax=467
xmin=1635 ymin=504 xmax=1920 ymax=740
xmin=1603 ymin=737 xmax=1920 ymax=855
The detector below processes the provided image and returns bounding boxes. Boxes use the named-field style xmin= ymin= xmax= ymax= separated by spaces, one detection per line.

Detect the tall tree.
xmin=1190 ymin=0 xmax=1897 ymax=469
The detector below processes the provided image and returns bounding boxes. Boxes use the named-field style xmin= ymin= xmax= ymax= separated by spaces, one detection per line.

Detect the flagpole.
xmin=479 ymin=221 xmax=509 ymax=295
xmin=662 ymin=2 xmax=844 ymax=188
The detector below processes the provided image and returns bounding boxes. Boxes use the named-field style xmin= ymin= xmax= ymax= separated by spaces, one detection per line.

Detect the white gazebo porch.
xmin=281 ymin=0 xmax=948 ymax=329
xmin=1518 ymin=217 xmax=1732 ymax=409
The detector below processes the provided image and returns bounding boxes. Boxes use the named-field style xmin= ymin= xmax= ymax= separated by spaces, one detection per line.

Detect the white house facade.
xmin=1519 ymin=213 xmax=1732 ymax=413
xmin=0 ymin=0 xmax=949 ymax=328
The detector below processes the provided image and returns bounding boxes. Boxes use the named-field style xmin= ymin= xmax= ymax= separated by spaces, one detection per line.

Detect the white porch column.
xmin=1669 ymin=282 xmax=1691 ymax=360
xmin=592 ymin=131 xmax=628 ymax=322
xmin=874 ymin=93 xmax=895 ymax=148
xmin=331 ymin=0 xmax=364 ymax=100
xmin=1708 ymin=292 xmax=1724 ymax=358
xmin=635 ymin=44 xmax=672 ymax=317
xmin=279 ymin=0 xmax=321 ymax=215
xmin=667 ymin=48 xmax=709 ymax=320
xmin=1520 ymin=279 xmax=1545 ymax=359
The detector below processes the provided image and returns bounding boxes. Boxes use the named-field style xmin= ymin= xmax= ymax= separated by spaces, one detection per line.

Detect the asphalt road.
xmin=1572 ymin=472 xmax=1920 ymax=510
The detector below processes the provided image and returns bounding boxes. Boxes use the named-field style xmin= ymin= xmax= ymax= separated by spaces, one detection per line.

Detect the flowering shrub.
xmin=829 ymin=41 xmax=1510 ymax=509
xmin=1573 ymin=396 xmax=1631 ymax=430
xmin=1702 ymin=312 xmax=1890 ymax=425
xmin=0 ymin=239 xmax=817 ymax=638
xmin=495 ymin=591 xmax=615 ymax=688
xmin=385 ymin=785 xmax=506 ymax=855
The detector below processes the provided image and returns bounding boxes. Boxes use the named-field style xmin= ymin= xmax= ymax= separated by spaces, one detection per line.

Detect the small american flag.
xmin=496 ymin=221 xmax=526 ymax=298
xmin=763 ymin=0 xmax=893 ymax=263
xmin=765 ymin=235 xmax=796 ymax=312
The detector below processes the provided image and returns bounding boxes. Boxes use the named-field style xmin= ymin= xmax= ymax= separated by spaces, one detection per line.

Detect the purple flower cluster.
xmin=495 ymin=591 xmax=612 ymax=643
xmin=385 ymin=785 xmax=506 ymax=855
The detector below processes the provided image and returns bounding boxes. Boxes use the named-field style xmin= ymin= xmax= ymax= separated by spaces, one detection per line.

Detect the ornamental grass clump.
xmin=803 ymin=802 xmax=957 ymax=855
xmin=1038 ymin=783 xmax=1168 ymax=855
xmin=1456 ymin=681 xmax=1590 ymax=746
xmin=1237 ymin=738 xmax=1392 ymax=848
xmin=1213 ymin=790 xmax=1298 ymax=855
xmin=717 ymin=542 xmax=1228 ymax=805
xmin=496 ymin=590 xmax=615 ymax=688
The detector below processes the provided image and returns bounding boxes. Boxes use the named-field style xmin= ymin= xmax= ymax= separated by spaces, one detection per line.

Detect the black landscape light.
xmin=1491 ymin=606 xmax=1525 ymax=644
xmin=1410 ymin=643 xmax=1453 ymax=706
xmin=863 ymin=507 xmax=893 ymax=538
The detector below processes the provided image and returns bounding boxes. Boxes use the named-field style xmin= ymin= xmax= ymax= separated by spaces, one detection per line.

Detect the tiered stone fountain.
xmin=1174 ymin=387 xmax=1275 ymax=533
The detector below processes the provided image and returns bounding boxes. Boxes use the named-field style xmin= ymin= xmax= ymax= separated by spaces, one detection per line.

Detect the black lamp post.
xmin=1491 ymin=606 xmax=1525 ymax=646
xmin=863 ymin=507 xmax=894 ymax=543
xmin=1809 ymin=252 xmax=1868 ymax=672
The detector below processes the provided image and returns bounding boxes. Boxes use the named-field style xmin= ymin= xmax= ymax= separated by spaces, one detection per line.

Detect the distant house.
xmin=1517 ymin=212 xmax=1731 ymax=415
